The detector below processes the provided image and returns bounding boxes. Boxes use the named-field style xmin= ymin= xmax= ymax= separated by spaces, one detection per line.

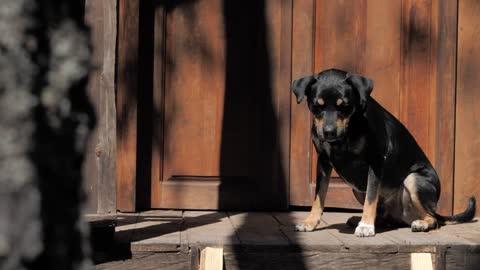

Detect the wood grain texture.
xmin=400 ymin=0 xmax=433 ymax=159
xmin=365 ymin=0 xmax=402 ymax=117
xmin=277 ymin=0 xmax=293 ymax=210
xmin=430 ymin=0 xmax=457 ymax=216
xmin=117 ymin=0 xmax=139 ymax=212
xmin=84 ymin=0 xmax=117 ymax=214
xmin=290 ymin=0 xmax=315 ymax=206
xmin=314 ymin=0 xmax=367 ymax=73
xmin=162 ymin=0 xmax=225 ymax=180
xmin=224 ymin=251 xmax=411 ymax=270
xmin=227 ymin=212 xmax=290 ymax=246
xmin=150 ymin=3 xmax=166 ymax=208
xmin=160 ymin=177 xmax=281 ymax=210
xmin=455 ymin=0 xmax=480 ymax=216
xmin=445 ymin=248 xmax=480 ymax=270
xmin=95 ymin=252 xmax=190 ymax=270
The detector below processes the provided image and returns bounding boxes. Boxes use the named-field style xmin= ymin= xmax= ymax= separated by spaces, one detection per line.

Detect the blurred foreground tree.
xmin=0 ymin=0 xmax=93 ymax=269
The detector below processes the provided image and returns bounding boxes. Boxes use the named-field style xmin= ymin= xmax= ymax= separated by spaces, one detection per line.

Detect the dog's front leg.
xmin=355 ymin=167 xmax=381 ymax=237
xmin=296 ymin=155 xmax=332 ymax=232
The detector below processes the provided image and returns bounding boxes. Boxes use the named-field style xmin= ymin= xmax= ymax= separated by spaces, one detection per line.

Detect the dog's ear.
xmin=291 ymin=74 xmax=317 ymax=104
xmin=346 ymin=73 xmax=374 ymax=109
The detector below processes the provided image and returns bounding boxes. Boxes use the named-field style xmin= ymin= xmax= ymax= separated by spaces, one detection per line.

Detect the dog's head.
xmin=292 ymin=69 xmax=373 ymax=142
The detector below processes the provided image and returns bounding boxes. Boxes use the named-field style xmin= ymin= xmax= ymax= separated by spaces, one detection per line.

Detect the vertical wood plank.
xmin=151 ymin=4 xmax=166 ymax=208
xmin=431 ymin=0 xmax=457 ymax=216
xmin=84 ymin=0 xmax=101 ymax=214
xmin=117 ymin=0 xmax=139 ymax=212
xmin=314 ymin=0 xmax=367 ymax=73
xmin=455 ymin=0 xmax=480 ymax=216
xmin=400 ymin=0 xmax=455 ymax=215
xmin=290 ymin=0 xmax=315 ymax=206
xmin=365 ymin=0 xmax=402 ymax=117
xmin=400 ymin=0 xmax=433 ymax=158
xmin=84 ymin=0 xmax=117 ymax=214
xmin=271 ymin=0 xmax=292 ymax=205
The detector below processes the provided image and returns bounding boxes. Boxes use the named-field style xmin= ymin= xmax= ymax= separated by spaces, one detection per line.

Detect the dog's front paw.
xmin=295 ymin=219 xmax=320 ymax=232
xmin=355 ymin=221 xmax=375 ymax=237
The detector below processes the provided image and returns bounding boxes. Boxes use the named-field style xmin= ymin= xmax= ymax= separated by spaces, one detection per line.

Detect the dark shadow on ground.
xmin=219 ymin=1 xmax=305 ymax=269
xmin=91 ymin=212 xmax=242 ymax=264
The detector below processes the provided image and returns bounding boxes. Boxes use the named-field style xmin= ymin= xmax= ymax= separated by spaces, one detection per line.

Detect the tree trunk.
xmin=0 ymin=0 xmax=93 ymax=269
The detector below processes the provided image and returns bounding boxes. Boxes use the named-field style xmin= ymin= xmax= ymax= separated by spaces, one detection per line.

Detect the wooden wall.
xmin=84 ymin=0 xmax=480 ymax=216
xmin=455 ymin=0 xmax=480 ymax=215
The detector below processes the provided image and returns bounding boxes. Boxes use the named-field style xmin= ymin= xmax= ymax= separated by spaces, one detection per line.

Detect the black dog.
xmin=292 ymin=68 xmax=476 ymax=237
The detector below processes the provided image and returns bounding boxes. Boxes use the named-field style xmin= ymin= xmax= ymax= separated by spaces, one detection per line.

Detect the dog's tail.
xmin=434 ymin=197 xmax=476 ymax=225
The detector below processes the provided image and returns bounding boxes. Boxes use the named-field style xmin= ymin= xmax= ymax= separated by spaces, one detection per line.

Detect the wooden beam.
xmin=400 ymin=0 xmax=456 ymax=216
xmin=411 ymin=253 xmax=434 ymax=270
xmin=150 ymin=2 xmax=166 ymax=208
xmin=160 ymin=177 xmax=282 ymax=210
xmin=430 ymin=0 xmax=457 ymax=216
xmin=117 ymin=0 xmax=139 ymax=212
xmin=200 ymin=247 xmax=223 ymax=270
xmin=289 ymin=0 xmax=315 ymax=206
xmin=84 ymin=0 xmax=117 ymax=214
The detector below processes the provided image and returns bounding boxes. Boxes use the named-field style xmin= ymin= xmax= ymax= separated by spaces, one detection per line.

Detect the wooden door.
xmin=144 ymin=0 xmax=292 ymax=210
xmin=117 ymin=0 xmax=456 ymax=213
xmin=290 ymin=0 xmax=456 ymax=215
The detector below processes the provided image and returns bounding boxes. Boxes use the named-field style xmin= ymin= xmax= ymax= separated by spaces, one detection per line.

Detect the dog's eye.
xmin=336 ymin=101 xmax=349 ymax=109
xmin=336 ymin=99 xmax=349 ymax=107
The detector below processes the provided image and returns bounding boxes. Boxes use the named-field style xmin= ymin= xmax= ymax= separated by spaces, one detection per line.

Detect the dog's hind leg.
xmin=402 ymin=173 xmax=439 ymax=232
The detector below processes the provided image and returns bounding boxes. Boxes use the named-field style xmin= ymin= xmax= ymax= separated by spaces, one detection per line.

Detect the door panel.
xmin=162 ymin=0 xmax=226 ymax=179
xmin=150 ymin=0 xmax=292 ymax=210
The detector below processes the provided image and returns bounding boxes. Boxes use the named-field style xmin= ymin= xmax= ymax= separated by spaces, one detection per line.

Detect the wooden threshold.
xmin=159 ymin=177 xmax=287 ymax=210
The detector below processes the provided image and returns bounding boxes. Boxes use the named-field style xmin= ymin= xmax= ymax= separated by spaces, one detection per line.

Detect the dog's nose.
xmin=323 ymin=124 xmax=336 ymax=138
